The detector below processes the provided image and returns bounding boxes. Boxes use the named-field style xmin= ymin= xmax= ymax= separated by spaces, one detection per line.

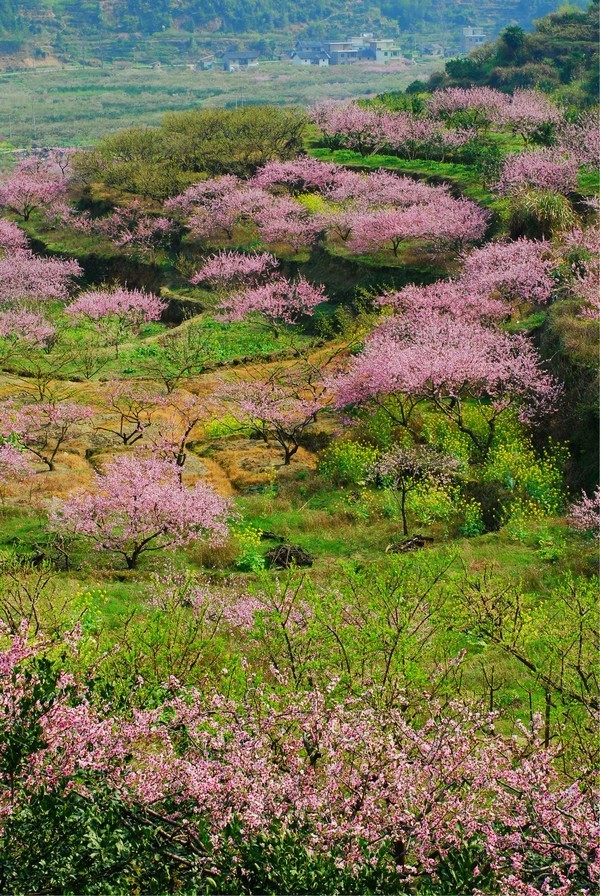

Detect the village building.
xmin=462 ymin=26 xmax=487 ymax=53
xmin=290 ymin=49 xmax=330 ymax=66
xmin=219 ymin=50 xmax=260 ymax=72
xmin=293 ymin=34 xmax=403 ymax=66
xmin=197 ymin=54 xmax=215 ymax=70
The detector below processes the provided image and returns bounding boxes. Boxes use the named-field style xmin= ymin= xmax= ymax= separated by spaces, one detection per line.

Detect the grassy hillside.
xmin=0 ymin=0 xmax=586 ymax=66
xmin=411 ymin=1 xmax=598 ymax=103
xmin=0 ymin=59 xmax=441 ymax=151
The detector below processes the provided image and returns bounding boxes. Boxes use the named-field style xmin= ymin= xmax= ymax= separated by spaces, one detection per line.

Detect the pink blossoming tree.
xmin=496 ymin=149 xmax=579 ymax=196
xmin=461 ymin=237 xmax=555 ymax=305
xmin=0 ymin=444 xmax=32 ymax=500
xmin=369 ymin=445 xmax=461 ymax=536
xmin=192 ymin=250 xmax=278 ymax=288
xmin=221 ymin=367 xmax=330 ymax=464
xmin=347 ymin=196 xmax=489 ymax=256
xmin=97 ymin=381 xmax=162 ymax=446
xmin=0 ymin=219 xmax=28 ymax=254
xmin=333 ymin=311 xmax=559 ymax=457
xmin=558 ymin=112 xmax=600 ymax=168
xmin=0 ymin=157 xmax=68 ymax=221
xmin=0 ymin=400 xmax=94 ymax=472
xmin=379 ymin=280 xmax=509 ymax=321
xmin=65 ymin=287 xmax=166 ymax=356
xmin=568 ymin=487 xmax=600 ymax=538
xmin=218 ymin=278 xmax=326 ymax=328
xmin=252 ymin=157 xmax=342 ymax=194
xmin=254 ymin=195 xmax=322 ymax=253
xmin=50 ymin=454 xmax=231 ymax=568
xmin=70 ymin=200 xmax=176 ymax=261
xmin=192 ymin=250 xmax=325 ymax=329
xmin=0 ymin=309 xmax=56 ymax=351
xmin=167 ymin=176 xmax=271 ymax=242
xmin=150 ymin=390 xmax=207 ymax=469
xmin=0 ymin=252 xmax=81 ymax=304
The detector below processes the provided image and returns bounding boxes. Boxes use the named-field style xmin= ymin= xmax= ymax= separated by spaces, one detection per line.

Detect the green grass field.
xmin=0 ymin=59 xmax=441 ymax=150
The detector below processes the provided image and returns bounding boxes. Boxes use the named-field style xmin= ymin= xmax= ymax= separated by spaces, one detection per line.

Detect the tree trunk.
xmin=284 ymin=445 xmax=298 ymax=465
xmin=400 ymin=488 xmax=408 ymax=537
xmin=125 ymin=551 xmax=139 ymax=570
xmin=544 ymin=689 xmax=551 ymax=749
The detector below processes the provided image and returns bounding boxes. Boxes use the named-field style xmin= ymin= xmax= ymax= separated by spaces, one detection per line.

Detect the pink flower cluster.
xmin=427 ymin=86 xmax=511 ymax=123
xmin=0 ymin=219 xmax=28 ymax=254
xmin=0 ymin=210 xmax=78 ymax=340
xmin=219 ymin=277 xmax=326 ymax=325
xmin=0 ymin=156 xmax=69 ymax=221
xmin=568 ymin=486 xmax=600 ymax=537
xmin=380 ymin=280 xmax=508 ymax=321
xmin=427 ymin=87 xmax=563 ymax=141
xmin=347 ymin=196 xmax=490 ymax=255
xmin=325 ymin=167 xmax=445 ymax=205
xmin=0 ymin=251 xmax=81 ymax=304
xmin=561 ymin=226 xmax=600 ymax=319
xmin=558 ymin=112 xmax=600 ymax=168
xmin=383 ymin=239 xmax=553 ymax=322
xmin=496 ymin=149 xmax=579 ymax=196
xmin=251 ymin=157 xmax=342 ymax=194
xmin=65 ymin=287 xmax=166 ymax=329
xmin=167 ymin=160 xmax=488 ymax=259
xmin=333 ymin=308 xmax=559 ymax=450
xmin=461 ymin=238 xmax=554 ymax=304
xmin=50 ymin=453 xmax=231 ymax=568
xmin=192 ymin=250 xmax=278 ymax=287
xmin=310 ymin=100 xmax=474 ymax=159
xmin=192 ymin=250 xmax=325 ymax=325
xmin=2 ymin=630 xmax=596 ymax=894
xmin=69 ymin=201 xmax=176 ymax=259
xmin=0 ymin=308 xmax=56 ymax=348
xmin=0 ymin=400 xmax=94 ymax=471
xmin=0 ymin=443 xmax=31 ymax=488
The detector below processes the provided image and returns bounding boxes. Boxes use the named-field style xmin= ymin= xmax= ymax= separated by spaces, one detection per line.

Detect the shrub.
xmin=319 ymin=441 xmax=379 ymax=487
xmin=234 ymin=523 xmax=266 ymax=572
xmin=484 ymin=437 xmax=567 ymax=516
xmin=507 ymin=188 xmax=578 ymax=239
xmin=458 ymin=499 xmax=486 ymax=537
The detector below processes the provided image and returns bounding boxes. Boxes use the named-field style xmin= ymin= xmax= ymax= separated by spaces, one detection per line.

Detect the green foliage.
xmin=484 ymin=433 xmax=568 ymax=518
xmin=234 ymin=523 xmax=266 ymax=572
xmin=429 ymin=1 xmax=598 ymax=101
xmin=458 ymin=499 xmax=486 ymax=538
xmin=318 ymin=440 xmax=379 ymax=487
xmin=506 ymin=188 xmax=578 ymax=239
xmin=74 ymin=106 xmax=307 ymax=199
xmin=407 ymin=482 xmax=456 ymax=527
xmin=2 ymin=785 xmax=408 ymax=895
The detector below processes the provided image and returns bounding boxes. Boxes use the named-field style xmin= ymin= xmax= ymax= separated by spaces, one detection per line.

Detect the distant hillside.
xmin=410 ymin=1 xmax=598 ymax=103
xmin=0 ymin=0 xmax=587 ymax=66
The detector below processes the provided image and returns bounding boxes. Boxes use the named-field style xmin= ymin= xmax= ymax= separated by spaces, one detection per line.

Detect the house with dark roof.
xmin=197 ymin=54 xmax=215 ymax=70
xmin=293 ymin=35 xmax=403 ymax=66
xmin=220 ymin=51 xmax=260 ymax=72
xmin=290 ymin=49 xmax=330 ymax=66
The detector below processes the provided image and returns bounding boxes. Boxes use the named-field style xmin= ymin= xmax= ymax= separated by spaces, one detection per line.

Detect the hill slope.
xmin=411 ymin=1 xmax=598 ymax=102
xmin=0 ymin=0 xmax=587 ymax=64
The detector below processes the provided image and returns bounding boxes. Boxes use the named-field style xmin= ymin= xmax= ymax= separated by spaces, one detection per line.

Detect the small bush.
xmin=507 ymin=189 xmax=578 ymax=239
xmin=319 ymin=441 xmax=379 ymax=487
xmin=234 ymin=523 xmax=266 ymax=573
xmin=459 ymin=499 xmax=486 ymax=538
